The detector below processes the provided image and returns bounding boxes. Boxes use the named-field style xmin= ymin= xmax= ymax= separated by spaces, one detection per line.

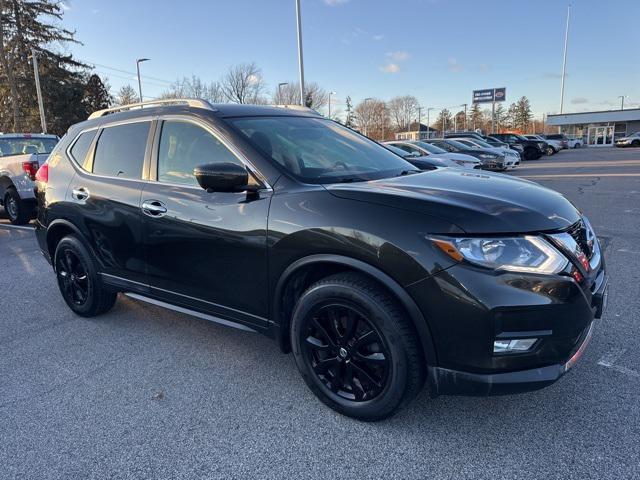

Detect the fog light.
xmin=493 ymin=338 xmax=538 ymax=354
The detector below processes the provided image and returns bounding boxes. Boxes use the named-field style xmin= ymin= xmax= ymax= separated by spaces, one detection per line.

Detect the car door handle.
xmin=71 ymin=187 xmax=90 ymax=201
xmin=141 ymin=200 xmax=167 ymax=217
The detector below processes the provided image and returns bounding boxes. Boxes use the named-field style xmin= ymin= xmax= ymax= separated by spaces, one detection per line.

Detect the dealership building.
xmin=546 ymin=108 xmax=640 ymax=147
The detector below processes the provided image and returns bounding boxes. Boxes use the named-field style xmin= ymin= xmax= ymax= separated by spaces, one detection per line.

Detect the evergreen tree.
xmin=434 ymin=108 xmax=453 ymax=132
xmin=514 ymin=96 xmax=533 ymax=131
xmin=0 ymin=0 xmax=85 ymax=133
xmin=345 ymin=95 xmax=355 ymax=128
xmin=494 ymin=103 xmax=506 ymax=132
xmin=469 ymin=103 xmax=482 ymax=130
xmin=83 ymin=74 xmax=112 ymax=114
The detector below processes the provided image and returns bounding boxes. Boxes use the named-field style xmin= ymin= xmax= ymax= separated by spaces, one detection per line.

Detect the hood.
xmin=325 ymin=169 xmax=580 ymax=234
xmin=436 ymin=153 xmax=480 ymax=164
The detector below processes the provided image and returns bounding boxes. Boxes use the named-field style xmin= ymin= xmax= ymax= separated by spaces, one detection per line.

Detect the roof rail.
xmin=88 ymin=98 xmax=214 ymax=120
xmin=273 ymin=104 xmax=319 ymax=114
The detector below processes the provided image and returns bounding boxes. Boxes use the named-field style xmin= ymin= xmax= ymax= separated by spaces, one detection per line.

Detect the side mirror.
xmin=194 ymin=162 xmax=255 ymax=193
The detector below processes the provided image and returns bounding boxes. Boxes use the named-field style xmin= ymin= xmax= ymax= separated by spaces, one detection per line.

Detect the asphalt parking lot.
xmin=1 ymin=147 xmax=639 ymax=479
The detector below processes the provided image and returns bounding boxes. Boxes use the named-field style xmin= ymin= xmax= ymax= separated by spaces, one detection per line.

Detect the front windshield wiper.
xmin=330 ymin=176 xmax=369 ymax=183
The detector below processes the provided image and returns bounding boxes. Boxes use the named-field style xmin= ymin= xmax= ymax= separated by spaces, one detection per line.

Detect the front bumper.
xmin=408 ymin=251 xmax=607 ymax=397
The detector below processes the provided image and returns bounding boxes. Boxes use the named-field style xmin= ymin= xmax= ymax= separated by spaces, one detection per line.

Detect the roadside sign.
xmin=473 ymin=88 xmax=506 ymax=104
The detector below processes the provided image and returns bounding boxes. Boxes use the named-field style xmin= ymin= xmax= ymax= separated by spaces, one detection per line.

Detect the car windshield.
xmin=516 ymin=134 xmax=531 ymax=141
xmin=386 ymin=145 xmax=412 ymax=157
xmin=228 ymin=116 xmax=418 ymax=183
xmin=442 ymin=139 xmax=468 ymax=150
xmin=0 ymin=136 xmax=58 ymax=156
xmin=468 ymin=139 xmax=493 ymax=148
xmin=413 ymin=141 xmax=447 ymax=154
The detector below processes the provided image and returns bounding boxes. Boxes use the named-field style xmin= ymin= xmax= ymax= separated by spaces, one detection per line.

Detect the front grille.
xmin=566 ymin=219 xmax=595 ymax=260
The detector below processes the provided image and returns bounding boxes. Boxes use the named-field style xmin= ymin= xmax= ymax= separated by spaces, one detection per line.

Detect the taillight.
xmin=22 ymin=161 xmax=39 ymax=181
xmin=35 ymin=163 xmax=49 ymax=183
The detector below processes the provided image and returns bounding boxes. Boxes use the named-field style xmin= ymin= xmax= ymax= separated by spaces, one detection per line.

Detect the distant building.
xmin=547 ymin=108 xmax=640 ymax=147
xmin=395 ymin=122 xmax=438 ymax=141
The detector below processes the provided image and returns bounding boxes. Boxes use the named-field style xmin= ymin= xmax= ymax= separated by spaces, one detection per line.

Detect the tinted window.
xmin=92 ymin=122 xmax=150 ymax=179
xmin=70 ymin=130 xmax=97 ymax=167
xmin=158 ymin=121 xmax=242 ymax=186
xmin=229 ymin=117 xmax=416 ymax=184
xmin=0 ymin=136 xmax=58 ymax=156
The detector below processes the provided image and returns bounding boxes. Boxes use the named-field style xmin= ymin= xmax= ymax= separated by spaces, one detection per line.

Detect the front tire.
xmin=546 ymin=146 xmax=555 ymax=156
xmin=290 ymin=272 xmax=425 ymax=421
xmin=54 ymin=235 xmax=117 ymax=317
xmin=3 ymin=187 xmax=32 ymax=225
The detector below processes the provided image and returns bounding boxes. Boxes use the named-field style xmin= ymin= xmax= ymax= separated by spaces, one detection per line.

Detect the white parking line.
xmin=0 ymin=223 xmax=34 ymax=231
xmin=521 ymin=173 xmax=640 ymax=179
xmin=597 ymin=348 xmax=640 ymax=379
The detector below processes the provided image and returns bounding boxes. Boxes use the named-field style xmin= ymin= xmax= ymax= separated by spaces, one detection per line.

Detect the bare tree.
xmin=116 ymin=85 xmax=139 ymax=106
xmin=387 ymin=95 xmax=419 ymax=132
xmin=354 ymin=98 xmax=389 ymax=140
xmin=221 ymin=62 xmax=266 ymax=104
xmin=272 ymin=81 xmax=328 ymax=111
xmin=160 ymin=75 xmax=225 ymax=103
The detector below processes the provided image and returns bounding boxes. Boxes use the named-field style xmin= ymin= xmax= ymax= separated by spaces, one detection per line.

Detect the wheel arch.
xmin=273 ymin=254 xmax=438 ymax=366
xmin=0 ymin=175 xmax=15 ymax=200
xmin=46 ymin=219 xmax=88 ymax=265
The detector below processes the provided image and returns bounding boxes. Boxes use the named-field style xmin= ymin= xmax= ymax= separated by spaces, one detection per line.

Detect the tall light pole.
xmin=363 ymin=97 xmax=373 ymax=136
xmin=295 ymin=0 xmax=305 ymax=106
xmin=136 ymin=58 xmax=150 ymax=103
xmin=278 ymin=82 xmax=288 ymax=103
xmin=559 ymin=3 xmax=570 ymax=114
xmin=618 ymin=95 xmax=628 ymax=110
xmin=30 ymin=49 xmax=47 ymax=133
xmin=462 ymin=103 xmax=468 ymax=130
xmin=417 ymin=106 xmax=423 ymax=140
xmin=328 ymin=91 xmax=336 ymax=118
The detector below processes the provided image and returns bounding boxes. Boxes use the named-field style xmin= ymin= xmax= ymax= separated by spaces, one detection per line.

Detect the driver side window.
xmin=157 ymin=120 xmax=242 ymax=186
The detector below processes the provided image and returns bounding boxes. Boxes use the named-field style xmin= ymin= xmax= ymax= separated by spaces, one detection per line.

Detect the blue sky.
xmin=60 ymin=0 xmax=640 ymax=118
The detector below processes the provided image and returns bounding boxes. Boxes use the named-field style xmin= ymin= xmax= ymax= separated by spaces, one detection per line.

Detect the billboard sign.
xmin=473 ymin=88 xmax=506 ymax=104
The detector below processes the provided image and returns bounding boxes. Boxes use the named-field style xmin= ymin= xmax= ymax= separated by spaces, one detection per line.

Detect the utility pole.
xmin=328 ymin=91 xmax=336 ymax=118
xmin=136 ymin=58 xmax=150 ymax=103
xmin=463 ymin=103 xmax=468 ymax=130
xmin=295 ymin=0 xmax=306 ymax=106
xmin=559 ymin=3 xmax=571 ymax=113
xmin=31 ymin=49 xmax=47 ymax=133
xmin=427 ymin=107 xmax=434 ymax=139
xmin=363 ymin=97 xmax=373 ymax=137
xmin=417 ymin=106 xmax=423 ymax=140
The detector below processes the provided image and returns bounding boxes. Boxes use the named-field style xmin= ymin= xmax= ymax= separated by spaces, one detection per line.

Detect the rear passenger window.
xmin=92 ymin=122 xmax=150 ymax=179
xmin=70 ymin=130 xmax=97 ymax=168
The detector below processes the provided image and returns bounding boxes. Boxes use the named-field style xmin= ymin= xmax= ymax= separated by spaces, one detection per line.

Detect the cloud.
xmin=380 ymin=63 xmax=400 ymax=74
xmin=372 ymin=34 xmax=385 ymax=41
xmin=386 ymin=51 xmax=410 ymax=62
xmin=247 ymin=74 xmax=261 ymax=85
xmin=448 ymin=57 xmax=462 ymax=73
xmin=571 ymin=97 xmax=589 ymax=104
xmin=323 ymin=0 xmax=349 ymax=5
xmin=59 ymin=1 xmax=70 ymax=10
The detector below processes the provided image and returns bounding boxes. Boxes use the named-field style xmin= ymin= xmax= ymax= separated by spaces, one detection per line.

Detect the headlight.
xmin=479 ymin=154 xmax=496 ymax=159
xmin=430 ymin=236 xmax=568 ymax=274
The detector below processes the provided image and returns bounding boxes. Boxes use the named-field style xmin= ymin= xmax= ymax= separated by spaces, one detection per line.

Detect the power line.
xmin=81 ymin=59 xmax=175 ymax=85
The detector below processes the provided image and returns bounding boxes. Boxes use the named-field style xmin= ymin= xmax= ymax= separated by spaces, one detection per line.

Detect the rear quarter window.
xmin=69 ymin=130 xmax=98 ymax=168
xmin=92 ymin=122 xmax=151 ymax=180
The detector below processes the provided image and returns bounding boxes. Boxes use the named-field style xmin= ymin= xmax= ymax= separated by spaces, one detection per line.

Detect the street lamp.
xmin=363 ymin=97 xmax=373 ymax=136
xmin=426 ymin=107 xmax=435 ymax=139
xmin=559 ymin=4 xmax=570 ymax=113
xmin=295 ymin=0 xmax=305 ymax=106
xmin=328 ymin=91 xmax=336 ymax=118
xmin=136 ymin=58 xmax=150 ymax=103
xmin=278 ymin=82 xmax=288 ymax=103
xmin=618 ymin=95 xmax=628 ymax=110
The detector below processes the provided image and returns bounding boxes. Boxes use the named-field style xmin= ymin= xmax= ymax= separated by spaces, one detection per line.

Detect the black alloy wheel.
xmin=54 ymin=235 xmax=117 ymax=317
xmin=302 ymin=302 xmax=390 ymax=402
xmin=56 ymin=247 xmax=90 ymax=307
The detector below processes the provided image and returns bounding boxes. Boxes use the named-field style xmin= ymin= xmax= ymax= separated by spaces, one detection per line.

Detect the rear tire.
xmin=3 ymin=188 xmax=32 ymax=225
xmin=632 ymin=140 xmax=640 ymax=148
xmin=54 ymin=235 xmax=117 ymax=317
xmin=524 ymin=148 xmax=540 ymax=160
xmin=290 ymin=272 xmax=426 ymax=421
xmin=546 ymin=146 xmax=555 ymax=156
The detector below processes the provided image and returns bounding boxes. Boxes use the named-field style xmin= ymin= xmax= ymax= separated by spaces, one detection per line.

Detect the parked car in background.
xmin=423 ymin=138 xmax=507 ymax=171
xmin=615 ymin=131 xmax=640 ymax=148
xmin=34 ymin=99 xmax=607 ymax=421
xmin=544 ymin=133 xmax=571 ymax=149
xmin=384 ymin=144 xmax=462 ymax=170
xmin=447 ymin=131 xmax=526 ymax=155
xmin=0 ymin=133 xmax=59 ymax=224
xmin=449 ymin=137 xmax=520 ymax=169
xmin=524 ymin=135 xmax=561 ymax=156
xmin=384 ymin=140 xmax=481 ymax=170
xmin=489 ymin=133 xmax=546 ymax=160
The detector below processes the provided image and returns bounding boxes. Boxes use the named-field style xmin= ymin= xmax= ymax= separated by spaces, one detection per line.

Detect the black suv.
xmin=34 ymin=100 xmax=607 ymax=420
xmin=490 ymin=133 xmax=546 ymax=160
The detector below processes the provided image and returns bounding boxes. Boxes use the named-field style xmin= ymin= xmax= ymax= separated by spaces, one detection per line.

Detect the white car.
xmin=615 ymin=131 xmax=640 ymax=148
xmin=384 ymin=141 xmax=482 ymax=170
xmin=525 ymin=135 xmax=561 ymax=155
xmin=449 ymin=137 xmax=520 ymax=169
xmin=0 ymin=133 xmax=59 ymax=224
